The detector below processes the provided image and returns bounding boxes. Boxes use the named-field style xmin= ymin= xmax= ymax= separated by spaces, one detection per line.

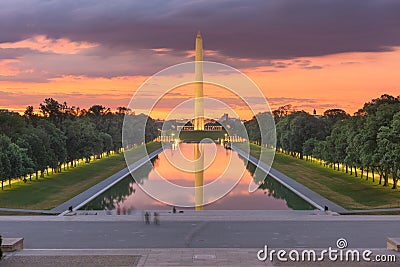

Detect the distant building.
xmin=312 ymin=109 xmax=323 ymax=118
xmin=177 ymin=118 xmax=222 ymax=131
xmin=220 ymin=113 xmax=229 ymax=122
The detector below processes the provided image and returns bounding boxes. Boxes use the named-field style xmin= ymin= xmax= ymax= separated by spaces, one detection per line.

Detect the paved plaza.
xmin=1 ymin=211 xmax=400 ymax=266
xmin=2 ymin=248 xmax=399 ymax=266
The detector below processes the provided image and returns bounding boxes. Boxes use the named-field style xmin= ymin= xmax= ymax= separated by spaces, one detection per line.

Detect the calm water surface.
xmin=83 ymin=143 xmax=313 ymax=210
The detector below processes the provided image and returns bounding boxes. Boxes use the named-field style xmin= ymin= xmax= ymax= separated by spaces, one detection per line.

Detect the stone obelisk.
xmin=194 ymin=31 xmax=204 ymax=130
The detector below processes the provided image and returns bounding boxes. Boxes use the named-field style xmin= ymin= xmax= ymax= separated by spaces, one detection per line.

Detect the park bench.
xmin=387 ymin=238 xmax=400 ymax=252
xmin=1 ymin=238 xmax=24 ymax=252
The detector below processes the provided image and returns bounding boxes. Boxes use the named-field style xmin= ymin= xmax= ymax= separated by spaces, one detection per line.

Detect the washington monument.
xmin=194 ymin=31 xmax=205 ymax=210
xmin=194 ymin=31 xmax=204 ymax=130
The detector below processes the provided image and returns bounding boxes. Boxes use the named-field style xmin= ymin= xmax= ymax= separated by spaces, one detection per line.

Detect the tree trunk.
xmin=1 ymin=180 xmax=3 ymax=190
xmin=379 ymin=174 xmax=382 ymax=185
xmin=350 ymin=166 xmax=353 ymax=175
xmin=392 ymin=170 xmax=398 ymax=189
xmin=383 ymin=170 xmax=389 ymax=186
xmin=354 ymin=167 xmax=357 ymax=177
xmin=372 ymin=167 xmax=375 ymax=183
xmin=361 ymin=168 xmax=363 ymax=179
xmin=346 ymin=165 xmax=348 ymax=173
xmin=40 ymin=170 xmax=45 ymax=178
xmin=36 ymin=171 xmax=38 ymax=180
xmin=366 ymin=167 xmax=369 ymax=181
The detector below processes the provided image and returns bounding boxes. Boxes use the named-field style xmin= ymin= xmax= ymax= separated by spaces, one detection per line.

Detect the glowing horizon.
xmin=2 ymin=46 xmax=399 ymax=119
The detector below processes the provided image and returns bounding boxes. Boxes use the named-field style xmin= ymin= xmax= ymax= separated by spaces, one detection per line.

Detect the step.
xmin=387 ymin=237 xmax=400 ymax=252
xmin=1 ymin=238 xmax=24 ymax=252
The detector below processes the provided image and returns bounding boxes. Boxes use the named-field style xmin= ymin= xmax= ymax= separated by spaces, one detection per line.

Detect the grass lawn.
xmin=244 ymin=143 xmax=400 ymax=210
xmin=0 ymin=142 xmax=161 ymax=210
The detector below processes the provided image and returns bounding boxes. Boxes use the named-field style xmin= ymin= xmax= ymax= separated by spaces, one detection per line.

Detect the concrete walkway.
xmin=50 ymin=147 xmax=164 ymax=214
xmin=232 ymin=146 xmax=347 ymax=213
xmin=3 ymin=210 xmax=400 ymax=222
xmin=2 ymin=213 xmax=400 ymax=249
xmin=2 ymin=212 xmax=400 ymax=265
xmin=2 ymin=248 xmax=399 ymax=266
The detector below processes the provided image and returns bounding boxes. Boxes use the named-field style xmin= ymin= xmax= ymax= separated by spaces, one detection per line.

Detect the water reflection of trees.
xmin=242 ymin=156 xmax=313 ymax=210
xmin=82 ymin=156 xmax=158 ymax=210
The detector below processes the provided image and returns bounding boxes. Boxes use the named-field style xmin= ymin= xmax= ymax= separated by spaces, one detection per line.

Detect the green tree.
xmin=0 ymin=110 xmax=26 ymax=141
xmin=302 ymin=138 xmax=318 ymax=161
xmin=286 ymin=111 xmax=327 ymax=158
xmin=37 ymin=120 xmax=67 ymax=173
xmin=0 ymin=136 xmax=11 ymax=190
xmin=377 ymin=112 xmax=400 ymax=189
xmin=16 ymin=129 xmax=45 ymax=180
xmin=0 ymin=135 xmax=33 ymax=189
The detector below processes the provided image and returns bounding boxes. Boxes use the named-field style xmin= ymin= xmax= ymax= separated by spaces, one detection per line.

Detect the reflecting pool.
xmin=82 ymin=143 xmax=314 ymax=210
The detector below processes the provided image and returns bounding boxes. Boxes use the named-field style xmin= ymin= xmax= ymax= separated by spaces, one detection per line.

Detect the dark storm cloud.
xmin=1 ymin=0 xmax=400 ymax=60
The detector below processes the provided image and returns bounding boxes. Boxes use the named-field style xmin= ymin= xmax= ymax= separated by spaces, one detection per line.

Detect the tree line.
xmin=245 ymin=94 xmax=400 ymax=189
xmin=0 ymin=98 xmax=158 ymax=190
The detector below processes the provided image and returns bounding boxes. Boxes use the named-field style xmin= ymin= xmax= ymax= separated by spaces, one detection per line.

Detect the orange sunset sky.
xmin=1 ymin=0 xmax=399 ymax=120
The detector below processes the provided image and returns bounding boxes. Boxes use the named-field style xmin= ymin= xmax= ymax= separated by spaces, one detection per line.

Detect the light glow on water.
xmin=83 ymin=143 xmax=313 ymax=211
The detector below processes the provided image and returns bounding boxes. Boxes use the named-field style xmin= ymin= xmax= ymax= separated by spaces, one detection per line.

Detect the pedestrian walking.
xmin=153 ymin=212 xmax=159 ymax=225
xmin=144 ymin=211 xmax=150 ymax=224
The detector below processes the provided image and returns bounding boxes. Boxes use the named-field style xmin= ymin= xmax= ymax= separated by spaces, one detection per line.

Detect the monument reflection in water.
xmin=194 ymin=143 xmax=204 ymax=210
xmin=82 ymin=143 xmax=314 ymax=211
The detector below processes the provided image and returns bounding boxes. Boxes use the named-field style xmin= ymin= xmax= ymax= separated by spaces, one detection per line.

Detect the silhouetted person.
xmin=153 ymin=212 xmax=159 ymax=225
xmin=324 ymin=206 xmax=329 ymax=211
xmin=172 ymin=206 xmax=176 ymax=214
xmin=68 ymin=206 xmax=73 ymax=212
xmin=144 ymin=212 xmax=150 ymax=224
